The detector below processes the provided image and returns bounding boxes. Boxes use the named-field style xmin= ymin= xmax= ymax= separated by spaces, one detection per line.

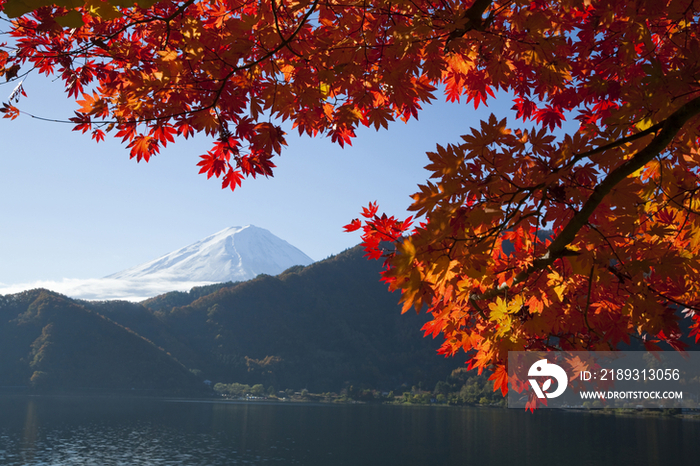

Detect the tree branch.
xmin=445 ymin=0 xmax=494 ymax=50
xmin=564 ymin=119 xmax=666 ymax=169
xmin=471 ymin=95 xmax=700 ymax=302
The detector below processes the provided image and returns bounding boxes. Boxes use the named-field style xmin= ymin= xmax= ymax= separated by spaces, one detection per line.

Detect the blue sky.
xmin=0 ymin=73 xmax=510 ymax=295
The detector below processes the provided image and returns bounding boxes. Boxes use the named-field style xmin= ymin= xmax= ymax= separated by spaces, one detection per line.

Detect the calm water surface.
xmin=0 ymin=395 xmax=696 ymax=465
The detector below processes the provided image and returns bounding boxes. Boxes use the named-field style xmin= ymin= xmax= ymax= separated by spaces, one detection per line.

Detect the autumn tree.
xmin=3 ymin=0 xmax=700 ymax=396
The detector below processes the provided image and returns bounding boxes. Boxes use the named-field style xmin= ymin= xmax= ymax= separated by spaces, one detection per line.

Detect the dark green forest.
xmin=0 ymin=246 xmax=477 ymax=397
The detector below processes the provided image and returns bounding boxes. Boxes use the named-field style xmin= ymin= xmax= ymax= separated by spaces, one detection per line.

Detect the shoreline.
xmin=3 ymin=390 xmax=698 ymax=420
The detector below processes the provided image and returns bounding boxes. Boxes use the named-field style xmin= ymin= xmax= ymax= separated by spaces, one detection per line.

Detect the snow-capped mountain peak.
xmin=106 ymin=225 xmax=314 ymax=283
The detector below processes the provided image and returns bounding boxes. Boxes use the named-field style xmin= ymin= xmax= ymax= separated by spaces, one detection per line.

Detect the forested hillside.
xmin=1 ymin=246 xmax=462 ymax=394
xmin=0 ymin=290 xmax=202 ymax=393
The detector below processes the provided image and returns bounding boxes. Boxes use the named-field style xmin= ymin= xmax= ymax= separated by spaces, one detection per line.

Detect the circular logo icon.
xmin=528 ymin=359 xmax=568 ymax=399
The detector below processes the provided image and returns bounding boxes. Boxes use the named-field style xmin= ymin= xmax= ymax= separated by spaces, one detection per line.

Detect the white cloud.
xmin=0 ymin=278 xmax=219 ymax=302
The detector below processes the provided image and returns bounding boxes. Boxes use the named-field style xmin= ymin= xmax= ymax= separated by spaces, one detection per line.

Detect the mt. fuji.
xmin=107 ymin=225 xmax=314 ymax=283
xmin=0 ymin=226 xmax=315 ymax=302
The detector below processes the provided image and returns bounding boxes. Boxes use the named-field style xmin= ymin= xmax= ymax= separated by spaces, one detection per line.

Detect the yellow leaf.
xmin=488 ymin=297 xmax=505 ymax=321
xmin=635 ymin=117 xmax=654 ymax=132
xmin=553 ymin=284 xmax=566 ymax=302
xmin=508 ymin=295 xmax=525 ymax=312
xmin=631 ymin=166 xmax=646 ymax=178
xmin=85 ymin=0 xmax=122 ymax=20
xmin=496 ymin=315 xmax=513 ymax=337
xmin=487 ymin=296 xmax=522 ymax=337
xmin=547 ymin=271 xmax=566 ymax=301
xmin=157 ymin=50 xmax=179 ymax=62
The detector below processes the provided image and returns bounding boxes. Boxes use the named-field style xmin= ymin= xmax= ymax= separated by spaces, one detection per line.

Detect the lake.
xmin=0 ymin=395 xmax=696 ymax=465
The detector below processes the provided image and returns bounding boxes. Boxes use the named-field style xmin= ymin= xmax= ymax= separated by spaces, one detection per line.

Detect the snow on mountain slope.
xmin=107 ymin=225 xmax=314 ymax=283
xmin=0 ymin=226 xmax=315 ymax=302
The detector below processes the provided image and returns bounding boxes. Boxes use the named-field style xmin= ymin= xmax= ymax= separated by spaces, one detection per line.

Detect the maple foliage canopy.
xmin=4 ymin=0 xmax=700 ymax=397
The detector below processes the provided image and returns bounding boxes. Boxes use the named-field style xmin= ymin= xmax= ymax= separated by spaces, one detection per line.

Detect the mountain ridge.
xmin=0 ymin=289 xmax=203 ymax=393
xmin=0 ymin=246 xmax=464 ymax=394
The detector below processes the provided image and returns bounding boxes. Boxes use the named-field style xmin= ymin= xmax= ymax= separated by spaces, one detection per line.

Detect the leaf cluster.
xmin=344 ymin=0 xmax=700 ymax=397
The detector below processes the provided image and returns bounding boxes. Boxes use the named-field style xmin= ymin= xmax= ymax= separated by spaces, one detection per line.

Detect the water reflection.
xmin=21 ymin=399 xmax=38 ymax=464
xmin=0 ymin=396 xmax=696 ymax=465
